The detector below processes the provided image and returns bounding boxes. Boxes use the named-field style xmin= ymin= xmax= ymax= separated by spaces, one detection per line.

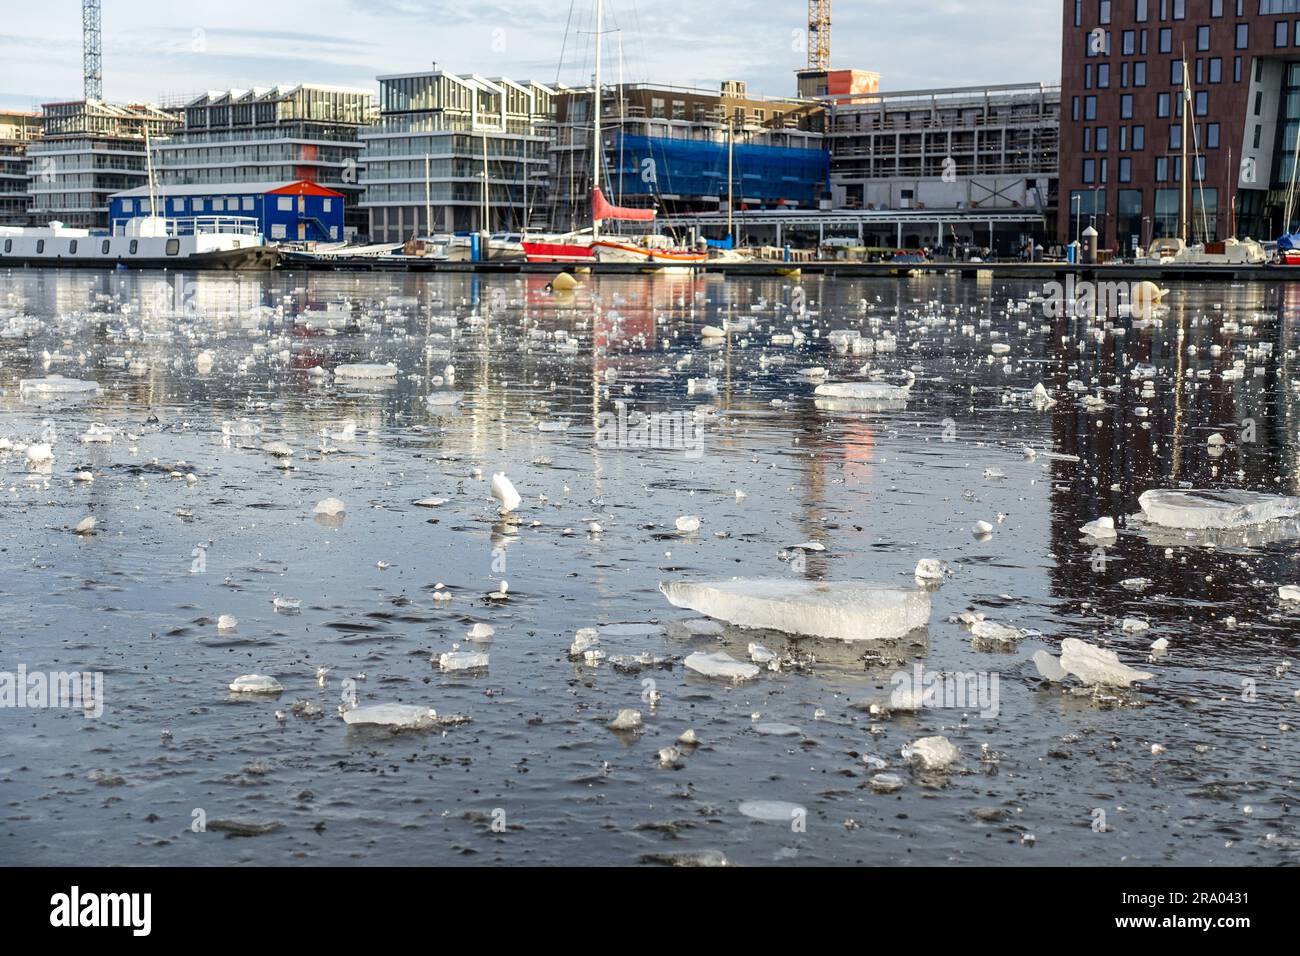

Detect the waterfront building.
xmin=25 ymin=100 xmax=180 ymax=230
xmin=0 ymin=110 xmax=41 ymax=225
xmin=358 ymin=65 xmax=554 ymax=241
xmin=547 ymin=80 xmax=827 ymax=232
xmin=156 ymin=86 xmax=375 ymax=236
xmin=1060 ymin=0 xmax=1300 ymax=249
xmin=822 ymin=82 xmax=1060 ymax=252
xmin=108 ymin=180 xmax=346 ymax=243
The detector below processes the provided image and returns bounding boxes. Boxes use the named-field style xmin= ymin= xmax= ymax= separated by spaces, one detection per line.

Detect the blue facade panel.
xmin=609 ymin=133 xmax=830 ymax=208
xmin=108 ymin=187 xmax=345 ymax=242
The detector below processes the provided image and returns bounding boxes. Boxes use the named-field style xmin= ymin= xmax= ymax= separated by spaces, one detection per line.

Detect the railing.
xmin=111 ymin=215 xmax=261 ymax=237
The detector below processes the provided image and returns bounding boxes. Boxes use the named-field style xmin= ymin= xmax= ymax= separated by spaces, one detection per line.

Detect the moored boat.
xmin=0 ymin=216 xmax=278 ymax=271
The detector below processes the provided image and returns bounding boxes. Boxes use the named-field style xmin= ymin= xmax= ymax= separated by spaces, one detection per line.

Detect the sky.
xmin=0 ymin=0 xmax=1064 ymax=110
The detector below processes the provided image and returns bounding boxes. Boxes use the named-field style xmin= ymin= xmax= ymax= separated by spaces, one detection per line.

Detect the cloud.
xmin=0 ymin=0 xmax=1061 ymax=109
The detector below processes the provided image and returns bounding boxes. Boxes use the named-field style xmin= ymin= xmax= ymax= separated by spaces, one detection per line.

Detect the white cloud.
xmin=0 ymin=0 xmax=1060 ymax=109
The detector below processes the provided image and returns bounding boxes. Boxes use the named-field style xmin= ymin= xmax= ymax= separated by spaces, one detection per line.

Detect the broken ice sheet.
xmin=1136 ymin=489 xmax=1300 ymax=530
xmin=660 ymin=579 xmax=930 ymax=642
xmin=342 ymin=704 xmax=442 ymax=730
xmin=684 ymin=651 xmax=760 ymax=682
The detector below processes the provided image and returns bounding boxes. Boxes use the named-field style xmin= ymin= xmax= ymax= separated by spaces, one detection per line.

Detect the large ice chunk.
xmin=814 ymin=382 xmax=910 ymax=402
xmin=1137 ymin=489 xmax=1300 ymax=530
xmin=342 ymin=704 xmax=440 ymax=730
xmin=660 ymin=579 xmax=930 ymax=642
xmin=1059 ymin=638 xmax=1153 ymax=687
xmin=684 ymin=651 xmax=760 ymax=682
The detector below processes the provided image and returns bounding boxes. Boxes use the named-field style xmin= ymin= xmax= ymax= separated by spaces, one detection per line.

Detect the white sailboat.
xmin=1139 ymin=55 xmax=1264 ymax=265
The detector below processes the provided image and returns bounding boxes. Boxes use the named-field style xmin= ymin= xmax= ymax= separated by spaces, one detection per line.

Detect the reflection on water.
xmin=2 ymin=267 xmax=1299 ymax=866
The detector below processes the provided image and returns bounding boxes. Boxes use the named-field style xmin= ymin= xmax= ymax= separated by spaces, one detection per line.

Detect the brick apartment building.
xmin=1061 ymin=0 xmax=1300 ymax=251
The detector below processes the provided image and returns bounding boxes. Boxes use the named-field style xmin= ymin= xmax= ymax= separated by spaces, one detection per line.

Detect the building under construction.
xmin=25 ymin=101 xmax=180 ymax=229
xmin=0 ymin=110 xmax=42 ymax=225
xmin=547 ymin=81 xmax=828 ymax=233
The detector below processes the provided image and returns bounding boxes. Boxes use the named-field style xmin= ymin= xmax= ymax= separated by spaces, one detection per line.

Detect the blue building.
xmin=108 ymin=180 xmax=346 ymax=242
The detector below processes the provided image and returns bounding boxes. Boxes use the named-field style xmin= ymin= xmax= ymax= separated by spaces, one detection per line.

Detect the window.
xmin=1156 ymin=156 xmax=1169 ymax=182
xmin=242 ymin=197 xmax=254 ymax=212
xmin=1085 ymin=96 xmax=1097 ymax=120
xmin=193 ymin=199 xmax=204 ymax=212
xmin=1159 ymin=28 xmax=1172 ymax=53
xmin=122 ymin=199 xmax=133 ymax=213
xmin=172 ymin=198 xmax=185 ymax=213
xmin=277 ymin=197 xmax=293 ymax=212
xmin=1198 ymin=25 xmax=1210 ymax=50
xmin=1195 ymin=90 xmax=1208 ymax=116
xmin=36 ymin=240 xmax=44 ymax=253
xmin=129 ymin=240 xmax=138 ymax=255
xmin=1133 ymin=125 xmax=1145 ymax=150
xmin=1119 ymin=157 xmax=1132 ymax=182
xmin=1083 ymin=158 xmax=1096 ymax=184
xmin=1097 ymin=127 xmax=1110 ymax=151
xmin=1123 ymin=30 xmax=1135 ymax=55
xmin=1170 ymin=125 xmax=1182 ymax=150
xmin=1099 ymin=0 xmax=1111 ymax=24
xmin=1157 ymin=92 xmax=1171 ymax=117
xmin=1236 ymin=23 xmax=1248 ymax=49
xmin=1171 ymin=59 xmax=1184 ymax=85
xmin=69 ymin=240 xmax=77 ymax=254
xmin=212 ymin=198 xmax=225 ymax=212
xmin=1135 ymin=61 xmax=1148 ymax=86
xmin=1209 ymin=58 xmax=1222 ymax=83
xmin=323 ymin=198 xmax=333 ymax=212
xmin=3 ymin=239 xmax=10 ymax=253
xmin=1280 ymin=20 xmax=1291 ymax=48
xmin=101 ymin=239 xmax=110 ymax=254
xmin=1211 ymin=0 xmax=1222 ymax=14
xmin=1121 ymin=94 xmax=1134 ymax=119
xmin=1098 ymin=63 xmax=1110 ymax=88
xmin=1137 ymin=0 xmax=1149 ymax=20
xmin=165 ymin=239 xmax=180 ymax=256
xmin=1207 ymin=123 xmax=1220 ymax=148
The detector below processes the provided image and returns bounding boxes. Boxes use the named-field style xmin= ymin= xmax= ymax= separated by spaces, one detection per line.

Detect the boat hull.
xmin=522 ymin=240 xmax=595 ymax=264
xmin=0 ymin=246 xmax=280 ymax=271
xmin=592 ymin=240 xmax=707 ymax=265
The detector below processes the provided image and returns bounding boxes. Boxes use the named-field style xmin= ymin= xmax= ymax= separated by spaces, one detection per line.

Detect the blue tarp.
xmin=608 ymin=133 xmax=829 ymax=208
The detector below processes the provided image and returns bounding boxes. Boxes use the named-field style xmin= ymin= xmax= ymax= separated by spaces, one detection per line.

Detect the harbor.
xmin=1 ymin=0 xmax=1299 ymax=919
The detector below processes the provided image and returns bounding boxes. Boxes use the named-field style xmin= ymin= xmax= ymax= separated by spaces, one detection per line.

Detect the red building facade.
xmin=1060 ymin=0 xmax=1300 ymax=250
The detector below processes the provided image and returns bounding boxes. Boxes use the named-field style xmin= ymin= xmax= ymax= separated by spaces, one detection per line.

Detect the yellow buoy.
xmin=1131 ymin=280 xmax=1168 ymax=317
xmin=551 ymin=271 xmax=579 ymax=291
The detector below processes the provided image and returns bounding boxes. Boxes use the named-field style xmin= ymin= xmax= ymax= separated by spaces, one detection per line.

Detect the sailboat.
xmin=1140 ymin=55 xmax=1264 ymax=265
xmin=1274 ymin=119 xmax=1300 ymax=264
xmin=521 ymin=0 xmax=707 ymax=266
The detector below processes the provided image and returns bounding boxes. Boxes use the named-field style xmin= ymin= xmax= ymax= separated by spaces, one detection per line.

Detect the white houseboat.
xmin=0 ymin=215 xmax=279 ymax=271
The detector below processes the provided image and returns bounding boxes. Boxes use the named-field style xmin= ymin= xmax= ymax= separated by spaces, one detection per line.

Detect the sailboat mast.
xmin=592 ymin=0 xmax=603 ymax=239
xmin=727 ymin=119 xmax=734 ymax=240
xmin=144 ymin=124 xmax=157 ymax=220
xmin=1181 ymin=55 xmax=1190 ymax=244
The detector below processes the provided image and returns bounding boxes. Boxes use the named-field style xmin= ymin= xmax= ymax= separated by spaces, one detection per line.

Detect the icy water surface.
xmin=2 ymin=268 xmax=1300 ymax=866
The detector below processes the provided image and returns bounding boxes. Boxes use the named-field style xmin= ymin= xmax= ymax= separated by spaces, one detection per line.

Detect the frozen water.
xmin=6 ymin=270 xmax=1300 ymax=867
xmin=342 ymin=704 xmax=440 ymax=730
xmin=438 ymin=651 xmax=489 ymax=672
xmin=1059 ymin=638 xmax=1154 ymax=688
xmin=902 ymin=736 xmax=960 ymax=772
xmin=814 ymin=382 xmax=910 ymax=402
xmin=228 ymin=675 xmax=284 ymax=695
xmin=490 ymin=473 xmax=522 ymax=514
xmin=335 ymin=363 xmax=398 ymax=380
xmin=1137 ymin=489 xmax=1300 ymax=530
xmin=661 ymin=579 xmax=930 ymax=642
xmin=683 ymin=651 xmax=761 ymax=682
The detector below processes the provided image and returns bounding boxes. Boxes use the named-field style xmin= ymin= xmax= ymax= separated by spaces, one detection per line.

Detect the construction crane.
xmin=808 ymin=0 xmax=831 ymax=71
xmin=83 ymin=0 xmax=102 ymax=101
